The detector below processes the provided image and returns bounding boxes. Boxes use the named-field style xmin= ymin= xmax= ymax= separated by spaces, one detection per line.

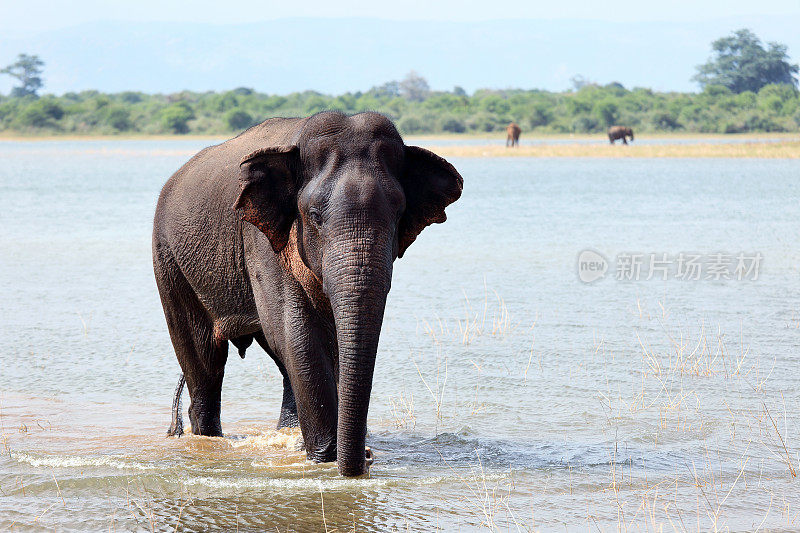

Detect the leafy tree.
xmin=399 ymin=71 xmax=430 ymax=102
xmin=651 ymin=111 xmax=681 ymax=130
xmin=119 ymin=91 xmax=143 ymax=104
xmin=528 ymin=102 xmax=553 ymax=128
xmin=1 ymin=74 xmax=799 ymax=135
xmin=17 ymin=98 xmax=63 ymax=127
xmin=1 ymin=54 xmax=45 ymax=97
xmin=104 ymin=107 xmax=132 ymax=131
xmin=226 ymin=109 xmax=253 ymax=131
xmin=440 ymin=115 xmax=466 ymax=133
xmin=694 ymin=29 xmax=799 ymax=93
xmin=594 ymin=99 xmax=619 ymax=126
xmin=570 ymin=75 xmax=594 ymax=91
xmin=479 ymin=94 xmax=510 ymax=115
xmin=397 ymin=114 xmax=426 ymax=133
xmin=160 ymin=102 xmax=194 ymax=134
xmin=370 ymin=81 xmax=401 ymax=98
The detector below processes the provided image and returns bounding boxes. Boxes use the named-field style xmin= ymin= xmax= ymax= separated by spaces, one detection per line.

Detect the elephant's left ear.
xmin=233 ymin=146 xmax=300 ymax=253
xmin=397 ymin=146 xmax=463 ymax=257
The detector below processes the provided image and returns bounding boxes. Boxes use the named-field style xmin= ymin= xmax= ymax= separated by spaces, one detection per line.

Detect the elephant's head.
xmin=627 ymin=127 xmax=634 ymax=141
xmin=234 ymin=111 xmax=463 ymax=476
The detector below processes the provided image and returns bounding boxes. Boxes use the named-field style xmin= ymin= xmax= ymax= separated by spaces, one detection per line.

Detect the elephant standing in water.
xmin=506 ymin=122 xmax=521 ymax=147
xmin=608 ymin=125 xmax=634 ymax=145
xmin=153 ymin=111 xmax=462 ymax=476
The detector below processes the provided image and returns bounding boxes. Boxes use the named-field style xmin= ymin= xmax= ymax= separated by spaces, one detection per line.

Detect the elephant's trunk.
xmin=323 ymin=231 xmax=392 ymax=477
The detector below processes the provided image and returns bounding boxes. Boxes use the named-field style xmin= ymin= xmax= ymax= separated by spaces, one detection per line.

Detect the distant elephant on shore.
xmin=506 ymin=122 xmax=521 ymax=147
xmin=608 ymin=126 xmax=634 ymax=145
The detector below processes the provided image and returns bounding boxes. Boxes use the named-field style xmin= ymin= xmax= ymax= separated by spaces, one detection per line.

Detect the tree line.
xmin=1 ymin=29 xmax=797 ymax=136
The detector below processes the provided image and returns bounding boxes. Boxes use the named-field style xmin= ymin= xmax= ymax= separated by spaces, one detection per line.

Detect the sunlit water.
xmin=1 ymin=139 xmax=799 ymax=531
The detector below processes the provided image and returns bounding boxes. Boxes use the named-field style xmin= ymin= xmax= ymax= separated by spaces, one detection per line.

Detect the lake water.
xmin=1 ymin=139 xmax=799 ymax=531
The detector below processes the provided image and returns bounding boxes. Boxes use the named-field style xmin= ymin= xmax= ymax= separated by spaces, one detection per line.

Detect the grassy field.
xmin=408 ymin=131 xmax=800 ymax=141
xmin=428 ymin=140 xmax=800 ymax=158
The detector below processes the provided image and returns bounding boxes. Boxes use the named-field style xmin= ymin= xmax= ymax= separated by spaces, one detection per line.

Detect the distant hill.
xmin=1 ymin=16 xmax=798 ymax=95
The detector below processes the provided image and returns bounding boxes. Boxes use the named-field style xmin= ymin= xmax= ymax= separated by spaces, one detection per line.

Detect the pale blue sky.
xmin=1 ymin=1 xmax=799 ymax=93
xmin=2 ymin=0 xmax=799 ymax=32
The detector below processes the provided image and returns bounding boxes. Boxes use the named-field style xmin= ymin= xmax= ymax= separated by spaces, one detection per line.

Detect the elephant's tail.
xmin=167 ymin=374 xmax=185 ymax=437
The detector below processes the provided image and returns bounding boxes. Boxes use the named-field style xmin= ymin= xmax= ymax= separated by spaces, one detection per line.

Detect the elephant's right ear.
xmin=233 ymin=146 xmax=300 ymax=253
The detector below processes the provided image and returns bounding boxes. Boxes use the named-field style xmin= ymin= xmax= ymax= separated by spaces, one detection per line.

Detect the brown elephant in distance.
xmin=608 ymin=126 xmax=634 ymax=145
xmin=506 ymin=122 xmax=521 ymax=147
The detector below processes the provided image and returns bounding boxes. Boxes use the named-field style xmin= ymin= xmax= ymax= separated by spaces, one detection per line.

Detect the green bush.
xmin=594 ymin=99 xmax=619 ymax=127
xmin=479 ymin=95 xmax=511 ymax=115
xmin=0 ymin=77 xmax=799 ymax=135
xmin=160 ymin=102 xmax=194 ymax=134
xmin=571 ymin=115 xmax=601 ymax=133
xmin=650 ymin=111 xmax=681 ymax=131
xmin=439 ymin=115 xmax=466 ymax=133
xmin=104 ymin=106 xmax=132 ymax=131
xmin=397 ymin=115 xmax=432 ymax=134
xmin=17 ymin=99 xmax=64 ymax=128
xmin=743 ymin=113 xmax=785 ymax=132
xmin=528 ymin=103 xmax=553 ymax=128
xmin=119 ymin=91 xmax=143 ymax=104
xmin=466 ymin=112 xmax=498 ymax=132
xmin=226 ymin=109 xmax=253 ymax=131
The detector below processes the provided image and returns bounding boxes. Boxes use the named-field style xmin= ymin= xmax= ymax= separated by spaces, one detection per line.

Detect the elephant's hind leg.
xmin=254 ymin=333 xmax=299 ymax=429
xmin=155 ymin=253 xmax=229 ymax=437
xmin=277 ymin=377 xmax=299 ymax=429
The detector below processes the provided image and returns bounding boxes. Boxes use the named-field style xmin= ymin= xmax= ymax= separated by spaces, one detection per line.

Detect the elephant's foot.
xmin=277 ymin=409 xmax=299 ymax=429
xmin=296 ymin=440 xmax=373 ymax=467
xmin=187 ymin=398 xmax=223 ymax=437
xmin=305 ymin=438 xmax=338 ymax=463
xmin=337 ymin=448 xmax=374 ymax=477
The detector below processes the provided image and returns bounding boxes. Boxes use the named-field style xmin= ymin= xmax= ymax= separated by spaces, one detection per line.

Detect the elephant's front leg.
xmin=282 ymin=332 xmax=339 ymax=463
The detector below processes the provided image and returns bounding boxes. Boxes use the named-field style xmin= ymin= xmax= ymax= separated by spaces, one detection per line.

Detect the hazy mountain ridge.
xmin=1 ymin=16 xmax=798 ymax=95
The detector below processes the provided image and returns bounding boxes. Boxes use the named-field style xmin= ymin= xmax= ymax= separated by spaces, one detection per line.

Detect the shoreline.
xmin=0 ymin=133 xmax=230 ymax=142
xmin=426 ymin=141 xmax=800 ymax=158
xmin=1 ymin=133 xmax=798 ymax=158
xmin=1 ymin=132 xmax=798 ymax=142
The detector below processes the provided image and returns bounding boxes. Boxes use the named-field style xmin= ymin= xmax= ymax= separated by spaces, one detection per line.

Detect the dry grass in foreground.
xmin=428 ymin=141 xmax=800 ymax=158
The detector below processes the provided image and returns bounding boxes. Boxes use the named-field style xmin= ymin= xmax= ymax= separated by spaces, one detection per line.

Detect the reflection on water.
xmin=1 ymin=139 xmax=799 ymax=530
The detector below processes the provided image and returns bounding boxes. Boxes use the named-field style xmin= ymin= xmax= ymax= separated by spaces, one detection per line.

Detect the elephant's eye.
xmin=309 ymin=210 xmax=323 ymax=227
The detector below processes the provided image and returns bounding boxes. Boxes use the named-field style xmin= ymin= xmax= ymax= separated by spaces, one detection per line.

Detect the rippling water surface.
xmin=1 ymin=139 xmax=799 ymax=531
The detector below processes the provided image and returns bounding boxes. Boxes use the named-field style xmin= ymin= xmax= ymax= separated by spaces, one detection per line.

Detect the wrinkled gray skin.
xmin=608 ymin=125 xmax=634 ymax=145
xmin=153 ymin=111 xmax=463 ymax=476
